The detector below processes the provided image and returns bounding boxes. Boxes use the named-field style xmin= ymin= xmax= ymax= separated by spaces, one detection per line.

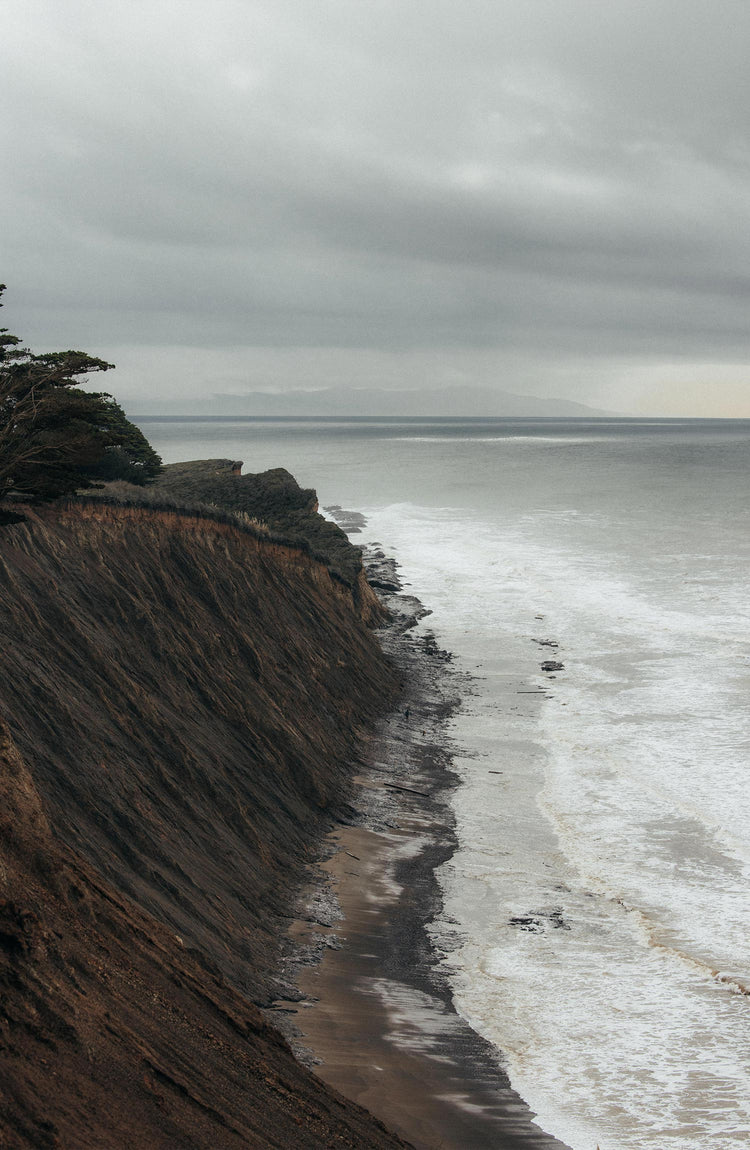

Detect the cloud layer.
xmin=4 ymin=0 xmax=750 ymax=413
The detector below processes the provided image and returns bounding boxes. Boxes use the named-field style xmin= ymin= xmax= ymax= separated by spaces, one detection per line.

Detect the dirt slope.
xmin=0 ymin=501 xmax=408 ymax=1149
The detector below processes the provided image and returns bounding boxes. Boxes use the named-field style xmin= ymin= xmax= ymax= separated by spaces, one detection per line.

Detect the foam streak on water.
xmin=363 ymin=501 xmax=750 ymax=1150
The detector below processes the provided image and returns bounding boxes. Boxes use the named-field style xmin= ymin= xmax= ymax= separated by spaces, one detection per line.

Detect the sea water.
xmin=137 ymin=416 xmax=750 ymax=1150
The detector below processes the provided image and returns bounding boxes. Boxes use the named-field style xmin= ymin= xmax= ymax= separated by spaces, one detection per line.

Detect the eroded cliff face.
xmin=111 ymin=458 xmax=370 ymax=590
xmin=0 ymin=501 xmax=408 ymax=1149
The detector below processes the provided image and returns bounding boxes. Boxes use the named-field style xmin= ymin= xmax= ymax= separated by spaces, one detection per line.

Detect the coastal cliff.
xmin=0 ymin=482 xmax=409 ymax=1148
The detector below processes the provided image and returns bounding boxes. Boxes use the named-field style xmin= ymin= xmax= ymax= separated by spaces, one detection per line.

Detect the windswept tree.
xmin=0 ymin=286 xmax=161 ymax=524
xmin=84 ymin=395 xmax=163 ymax=486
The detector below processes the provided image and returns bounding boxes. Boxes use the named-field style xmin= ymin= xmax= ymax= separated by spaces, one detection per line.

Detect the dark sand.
xmin=274 ymin=551 xmax=572 ymax=1150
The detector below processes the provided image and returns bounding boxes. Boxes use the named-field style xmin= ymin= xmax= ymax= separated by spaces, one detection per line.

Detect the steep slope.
xmin=110 ymin=458 xmax=367 ymax=588
xmin=0 ymin=718 xmax=408 ymax=1149
xmin=97 ymin=458 xmax=381 ymax=621
xmin=0 ymin=500 xmax=407 ymax=1148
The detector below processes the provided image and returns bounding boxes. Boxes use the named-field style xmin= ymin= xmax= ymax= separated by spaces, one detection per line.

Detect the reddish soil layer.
xmin=0 ymin=502 xmax=409 ymax=1148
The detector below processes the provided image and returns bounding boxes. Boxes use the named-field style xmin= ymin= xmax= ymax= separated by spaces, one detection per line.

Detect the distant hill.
xmin=156 ymin=384 xmax=611 ymax=418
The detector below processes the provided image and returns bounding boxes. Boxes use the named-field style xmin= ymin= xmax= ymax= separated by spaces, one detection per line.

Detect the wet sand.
xmin=276 ymin=550 xmax=572 ymax=1150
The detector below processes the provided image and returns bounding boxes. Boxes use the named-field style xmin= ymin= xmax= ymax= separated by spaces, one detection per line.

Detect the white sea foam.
xmin=362 ymin=499 xmax=750 ymax=1150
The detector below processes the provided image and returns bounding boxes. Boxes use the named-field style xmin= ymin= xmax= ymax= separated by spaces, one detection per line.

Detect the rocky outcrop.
xmin=0 ymin=500 xmax=408 ymax=1148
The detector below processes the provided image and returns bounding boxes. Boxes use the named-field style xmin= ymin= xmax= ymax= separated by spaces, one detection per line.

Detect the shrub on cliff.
xmin=0 ymin=286 xmax=161 ymax=523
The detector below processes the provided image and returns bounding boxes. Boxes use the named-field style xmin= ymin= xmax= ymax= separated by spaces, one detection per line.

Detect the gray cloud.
xmin=3 ymin=0 xmax=750 ymax=413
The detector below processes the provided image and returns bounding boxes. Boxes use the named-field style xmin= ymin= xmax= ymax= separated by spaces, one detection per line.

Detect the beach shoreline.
xmin=273 ymin=543 xmax=572 ymax=1150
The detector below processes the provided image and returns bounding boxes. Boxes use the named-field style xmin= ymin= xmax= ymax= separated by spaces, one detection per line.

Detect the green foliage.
xmin=0 ymin=285 xmax=162 ymax=521
xmin=84 ymin=396 xmax=163 ymax=485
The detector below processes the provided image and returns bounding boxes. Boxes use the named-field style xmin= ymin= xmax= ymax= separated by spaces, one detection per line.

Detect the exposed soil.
xmin=0 ymin=501 xmax=410 ymax=1149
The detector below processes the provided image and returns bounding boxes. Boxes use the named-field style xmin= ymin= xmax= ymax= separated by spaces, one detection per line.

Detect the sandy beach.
xmin=274 ymin=550 xmax=572 ymax=1150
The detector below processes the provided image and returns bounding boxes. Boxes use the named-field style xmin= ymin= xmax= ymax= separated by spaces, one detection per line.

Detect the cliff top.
xmin=96 ymin=457 xmax=364 ymax=586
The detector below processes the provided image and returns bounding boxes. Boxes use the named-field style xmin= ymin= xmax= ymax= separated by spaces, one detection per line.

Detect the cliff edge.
xmin=0 ymin=497 xmax=408 ymax=1148
xmin=95 ymin=457 xmax=384 ymax=624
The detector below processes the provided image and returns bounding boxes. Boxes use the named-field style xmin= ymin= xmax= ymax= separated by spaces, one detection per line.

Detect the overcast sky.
xmin=4 ymin=0 xmax=750 ymax=415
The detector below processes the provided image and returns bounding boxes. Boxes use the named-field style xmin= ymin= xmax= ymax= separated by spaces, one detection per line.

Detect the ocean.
xmin=136 ymin=416 xmax=750 ymax=1150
